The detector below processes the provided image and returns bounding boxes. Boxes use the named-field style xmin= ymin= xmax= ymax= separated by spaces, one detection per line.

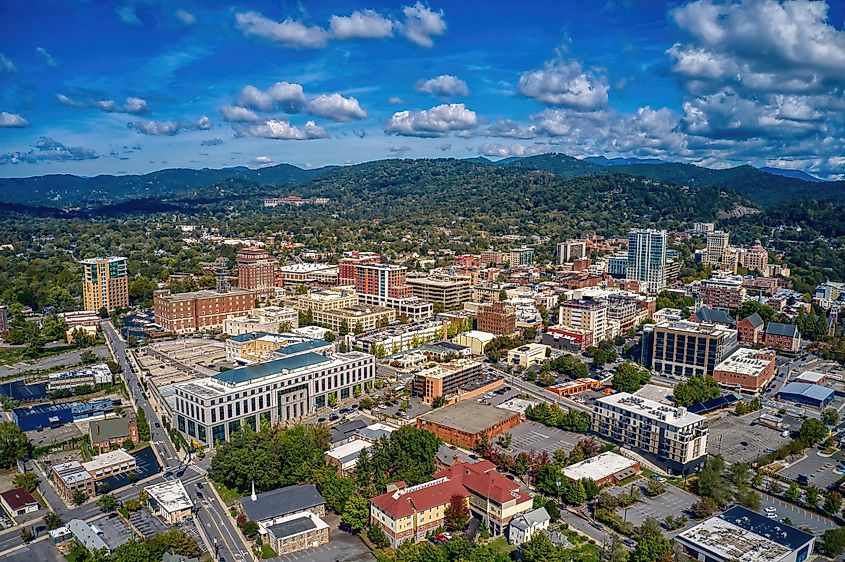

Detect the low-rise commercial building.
xmin=546 ymin=378 xmax=602 ymax=397
xmin=454 ymin=330 xmax=496 ymax=356
xmin=311 ymin=305 xmax=396 ymax=333
xmin=145 ymin=480 xmax=194 ymax=524
xmin=0 ymin=488 xmax=39 ymax=517
xmin=506 ymin=343 xmax=549 ymax=368
xmin=778 ymin=382 xmax=834 ymax=408
xmin=712 ymin=348 xmax=776 ymax=392
xmin=51 ymin=461 xmax=95 ymax=502
xmin=542 ymin=325 xmax=592 ymax=352
xmin=325 ymin=439 xmax=374 ymax=477
xmin=286 ymin=288 xmax=359 ymax=312
xmin=239 ymin=484 xmax=326 ymax=528
xmin=407 ymin=275 xmax=473 ymax=310
xmin=47 ymin=363 xmax=113 ymax=391
xmin=173 ymin=351 xmax=375 ymax=448
xmin=412 ymin=359 xmax=491 ymax=404
xmin=356 ymin=318 xmax=446 ymax=355
xmin=222 ymin=306 xmax=298 ymax=336
xmin=154 ymin=288 xmax=255 ymax=333
xmin=561 ymin=452 xmax=640 ymax=486
xmin=674 ymin=505 xmax=814 ymax=562
xmin=277 ymin=263 xmax=339 ymax=287
xmin=68 ymin=519 xmax=110 ymax=553
xmin=416 ymin=401 xmax=521 ymax=449
xmin=82 ymin=449 xmax=137 ymax=481
xmin=592 ymin=392 xmax=708 ymax=474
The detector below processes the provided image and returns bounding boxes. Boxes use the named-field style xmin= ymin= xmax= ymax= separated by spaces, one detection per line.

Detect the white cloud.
xmin=518 ymin=59 xmax=609 ymax=110
xmin=400 ymin=2 xmax=446 ymax=47
xmin=116 ymin=4 xmax=140 ymax=25
xmin=35 ymin=47 xmax=57 ymax=68
xmin=388 ymin=96 xmax=405 ymax=105
xmin=175 ymin=9 xmax=196 ymax=26
xmin=478 ymin=143 xmax=551 ymax=158
xmin=416 ymin=75 xmax=469 ymax=97
xmin=234 ymin=11 xmax=329 ymax=48
xmin=0 ymin=112 xmax=29 ymax=128
xmin=57 ymin=94 xmax=150 ymax=115
xmin=307 ymin=94 xmax=367 ymax=122
xmin=0 ymin=52 xmax=16 ymax=75
xmin=0 ymin=137 xmax=98 ymax=165
xmin=130 ymin=115 xmax=211 ymax=135
xmin=329 ymin=10 xmax=394 ymax=39
xmin=384 ymin=103 xmax=477 ymax=137
xmin=484 ymin=118 xmax=541 ymax=139
xmin=388 ymin=145 xmax=412 ymax=156
xmin=235 ymin=4 xmax=446 ymax=49
xmin=220 ymin=105 xmax=261 ymax=122
xmin=236 ymin=82 xmax=307 ymax=113
xmin=251 ymin=156 xmax=275 ymax=167
xmin=235 ymin=119 xmax=328 ymax=140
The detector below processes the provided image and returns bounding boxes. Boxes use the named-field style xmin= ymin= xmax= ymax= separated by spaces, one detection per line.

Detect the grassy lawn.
xmin=0 ymin=347 xmax=25 ymax=366
xmin=80 ymin=441 xmax=93 ymax=462
xmin=212 ymin=481 xmax=241 ymax=505
xmin=259 ymin=544 xmax=277 ymax=559
xmin=489 ymin=536 xmax=515 ymax=554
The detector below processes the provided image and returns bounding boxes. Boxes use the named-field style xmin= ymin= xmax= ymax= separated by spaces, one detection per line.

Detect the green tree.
xmin=367 ymin=524 xmax=390 ymax=549
xmin=805 ymin=485 xmax=821 ymax=507
xmin=520 ymin=532 xmax=558 ymax=562
xmin=819 ymin=527 xmax=845 ymax=557
xmin=565 ymin=479 xmax=587 ymax=505
xmin=136 ymin=407 xmax=151 ymax=441
xmin=672 ymin=375 xmax=721 ymax=407
xmin=19 ymin=527 xmax=32 ymax=543
xmin=339 ymin=319 xmax=350 ymax=336
xmin=822 ymin=407 xmax=839 ymax=426
xmin=824 ymin=492 xmax=843 ymax=516
xmin=645 ymin=478 xmax=666 ymax=497
xmin=0 ymin=423 xmax=29 ymax=469
xmin=72 ymin=489 xmax=88 ymax=506
xmin=13 ymin=471 xmax=38 ymax=493
xmin=98 ymin=493 xmax=119 ymax=512
xmin=784 ymin=482 xmax=801 ymax=502
xmin=631 ymin=517 xmax=672 ymax=562
xmin=799 ymin=418 xmax=829 ymax=445
xmin=44 ymin=511 xmax=63 ymax=531
xmin=611 ymin=362 xmax=651 ymax=393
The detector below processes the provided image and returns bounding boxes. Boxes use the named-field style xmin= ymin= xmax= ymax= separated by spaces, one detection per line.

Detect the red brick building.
xmin=476 ymin=302 xmax=516 ymax=335
xmin=737 ymin=313 xmax=764 ymax=344
xmin=765 ymin=322 xmax=801 ymax=352
xmin=153 ymin=288 xmax=255 ymax=333
xmin=712 ymin=347 xmax=776 ymax=392
xmin=416 ymin=400 xmax=521 ymax=449
xmin=355 ymin=263 xmax=412 ymax=299
xmin=236 ymin=247 xmax=276 ymax=298
xmin=338 ymin=252 xmax=381 ymax=286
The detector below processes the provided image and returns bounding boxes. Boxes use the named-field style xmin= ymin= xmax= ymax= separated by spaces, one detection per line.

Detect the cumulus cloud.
xmin=0 ymin=52 xmax=16 ymax=75
xmin=235 ymin=119 xmax=328 ymax=140
xmin=484 ymin=118 xmax=541 ymax=139
xmin=388 ymin=145 xmax=412 ymax=156
xmin=237 ymin=82 xmax=307 ymax=113
xmin=478 ymin=143 xmax=551 ymax=158
xmin=251 ymin=156 xmax=275 ymax=167
xmin=400 ymin=2 xmax=446 ymax=47
xmin=35 ymin=47 xmax=57 ymax=68
xmin=385 ymin=103 xmax=477 ymax=137
xmin=220 ymin=105 xmax=261 ymax=122
xmin=307 ymin=93 xmax=367 ymax=122
xmin=116 ymin=4 xmax=140 ymax=25
xmin=235 ymin=11 xmax=329 ymax=48
xmin=416 ymin=75 xmax=469 ymax=97
xmin=388 ymin=96 xmax=405 ymax=105
xmin=329 ymin=10 xmax=394 ymax=39
xmin=518 ymin=59 xmax=609 ymax=110
xmin=235 ymin=4 xmax=446 ymax=48
xmin=200 ymin=138 xmax=224 ymax=146
xmin=0 ymin=112 xmax=29 ymax=128
xmin=57 ymin=94 xmax=150 ymax=115
xmin=175 ymin=9 xmax=196 ymax=25
xmin=0 ymin=137 xmax=99 ymax=165
xmin=129 ymin=115 xmax=211 ymax=135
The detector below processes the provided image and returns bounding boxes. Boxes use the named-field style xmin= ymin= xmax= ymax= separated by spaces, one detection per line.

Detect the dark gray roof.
xmin=330 ymin=419 xmax=367 ymax=443
xmin=436 ymin=444 xmax=474 ymax=466
xmin=239 ymin=484 xmax=325 ymax=522
xmin=720 ymin=506 xmax=813 ymax=551
xmin=742 ymin=312 xmax=764 ymax=328
xmin=266 ymin=515 xmax=317 ymax=539
xmin=767 ymin=322 xmax=798 ymax=337
xmin=694 ymin=307 xmax=735 ymax=326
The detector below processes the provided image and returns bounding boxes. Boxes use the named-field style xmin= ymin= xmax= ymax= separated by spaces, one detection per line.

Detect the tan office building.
xmin=80 ymin=257 xmax=129 ymax=312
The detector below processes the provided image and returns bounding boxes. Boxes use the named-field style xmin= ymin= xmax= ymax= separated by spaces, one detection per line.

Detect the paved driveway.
xmin=780 ymin=449 xmax=842 ymax=491
xmin=265 ymin=517 xmax=374 ymax=562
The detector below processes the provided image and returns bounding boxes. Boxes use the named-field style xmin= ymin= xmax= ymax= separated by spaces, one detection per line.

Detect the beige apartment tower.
xmin=80 ymin=257 xmax=129 ymax=313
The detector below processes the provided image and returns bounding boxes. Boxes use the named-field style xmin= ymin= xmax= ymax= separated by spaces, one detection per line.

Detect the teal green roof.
xmin=229 ymin=331 xmax=269 ymax=343
xmin=214 ymin=352 xmax=329 ymax=385
xmin=277 ymin=339 xmax=330 ymax=356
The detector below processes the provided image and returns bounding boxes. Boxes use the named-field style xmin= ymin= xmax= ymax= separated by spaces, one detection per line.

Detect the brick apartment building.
xmin=699 ymin=277 xmax=747 ymax=310
xmin=765 ymin=322 xmax=801 ymax=352
xmin=153 ymin=288 xmax=255 ymax=333
xmin=737 ymin=313 xmax=764 ymax=344
xmin=476 ymin=302 xmax=516 ymax=335
xmin=236 ymin=247 xmax=276 ymax=298
xmin=338 ymin=252 xmax=381 ymax=286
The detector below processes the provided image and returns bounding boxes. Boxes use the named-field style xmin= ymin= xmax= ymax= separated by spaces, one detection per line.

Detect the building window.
xmin=177 ymin=415 xmax=186 ymax=432
xmin=228 ymin=420 xmax=240 ymax=435
xmin=187 ymin=420 xmax=196 ymax=438
xmin=212 ymin=424 xmax=225 ymax=445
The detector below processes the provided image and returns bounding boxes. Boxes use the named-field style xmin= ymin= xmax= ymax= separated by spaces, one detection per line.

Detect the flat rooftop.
xmin=715 ymin=347 xmax=774 ymax=376
xmin=157 ymin=288 xmax=254 ymax=301
xmin=213 ymin=352 xmax=330 ymax=385
xmin=676 ymin=505 xmax=814 ymax=562
xmin=417 ymin=401 xmax=519 ymax=435
xmin=82 ymin=449 xmax=135 ymax=473
xmin=144 ymin=480 xmax=193 ymax=513
xmin=562 ymin=452 xmax=639 ymax=482
xmin=596 ymin=392 xmax=704 ymax=428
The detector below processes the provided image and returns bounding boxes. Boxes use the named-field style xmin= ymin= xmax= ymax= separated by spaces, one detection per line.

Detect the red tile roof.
xmin=0 ymin=488 xmax=37 ymax=510
xmin=372 ymin=460 xmax=528 ymax=520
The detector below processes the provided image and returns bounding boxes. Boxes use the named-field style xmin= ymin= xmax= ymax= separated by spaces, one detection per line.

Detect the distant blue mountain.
xmin=759 ymin=166 xmax=826 ymax=183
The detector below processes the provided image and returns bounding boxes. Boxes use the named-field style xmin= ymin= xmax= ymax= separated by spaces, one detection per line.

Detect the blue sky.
xmin=1 ymin=0 xmax=844 ymax=178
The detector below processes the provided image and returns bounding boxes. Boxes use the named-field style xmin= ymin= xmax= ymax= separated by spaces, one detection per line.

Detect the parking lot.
xmin=501 ymin=420 xmax=582 ymax=455
xmin=607 ymin=478 xmax=698 ymax=532
xmin=759 ymin=491 xmax=838 ymax=536
xmin=266 ymin=515 xmax=374 ymax=562
xmin=780 ymin=449 xmax=843 ymax=491
xmin=706 ymin=414 xmax=791 ymax=464
xmin=96 ymin=514 xmax=137 ymax=549
xmin=129 ymin=508 xmax=169 ymax=537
